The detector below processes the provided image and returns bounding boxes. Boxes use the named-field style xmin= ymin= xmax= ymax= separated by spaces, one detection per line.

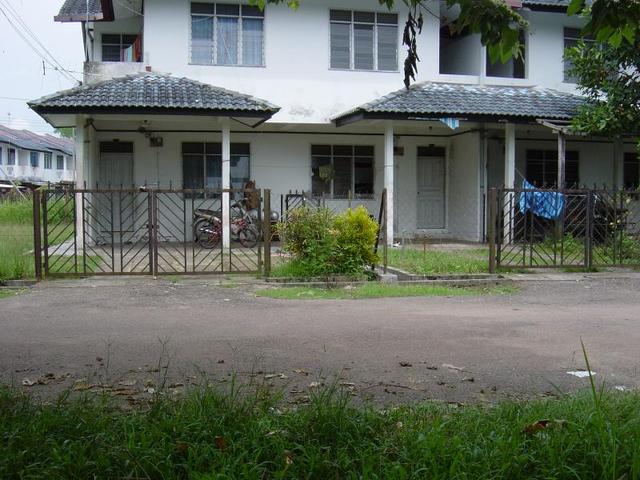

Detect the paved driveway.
xmin=1 ymin=274 xmax=639 ymax=404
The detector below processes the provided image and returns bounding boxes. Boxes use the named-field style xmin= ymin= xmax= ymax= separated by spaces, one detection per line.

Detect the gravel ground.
xmin=1 ymin=273 xmax=639 ymax=405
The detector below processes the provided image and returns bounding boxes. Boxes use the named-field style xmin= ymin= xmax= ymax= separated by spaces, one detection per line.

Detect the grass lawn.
xmin=255 ymin=283 xmax=517 ymax=299
xmin=387 ymin=246 xmax=489 ymax=275
xmin=0 ymin=288 xmax=25 ymax=299
xmin=1 ymin=386 xmax=639 ymax=478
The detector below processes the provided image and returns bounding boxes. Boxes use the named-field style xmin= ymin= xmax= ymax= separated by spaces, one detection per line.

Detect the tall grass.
xmin=1 ymin=386 xmax=639 ymax=478
xmin=0 ymin=197 xmax=32 ymax=224
xmin=0 ymin=199 xmax=34 ymax=280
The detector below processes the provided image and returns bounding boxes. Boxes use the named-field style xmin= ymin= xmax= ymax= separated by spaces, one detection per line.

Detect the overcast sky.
xmin=0 ymin=0 xmax=84 ymax=133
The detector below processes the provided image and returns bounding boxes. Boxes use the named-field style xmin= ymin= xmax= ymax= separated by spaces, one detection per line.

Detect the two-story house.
xmin=29 ymin=0 xmax=640 ymax=245
xmin=0 ymin=124 xmax=75 ymax=187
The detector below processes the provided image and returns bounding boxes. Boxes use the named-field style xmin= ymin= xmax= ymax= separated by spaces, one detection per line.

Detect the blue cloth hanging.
xmin=518 ymin=180 xmax=565 ymax=220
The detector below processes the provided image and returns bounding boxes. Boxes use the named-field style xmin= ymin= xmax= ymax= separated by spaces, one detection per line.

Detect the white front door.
xmin=417 ymin=155 xmax=446 ymax=229
xmin=97 ymin=143 xmax=135 ymax=240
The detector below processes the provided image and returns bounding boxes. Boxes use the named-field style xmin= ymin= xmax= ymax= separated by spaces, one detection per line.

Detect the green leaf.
xmin=567 ymin=0 xmax=585 ymax=16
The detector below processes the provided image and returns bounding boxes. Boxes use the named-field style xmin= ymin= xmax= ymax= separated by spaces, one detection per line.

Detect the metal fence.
xmin=488 ymin=187 xmax=640 ymax=271
xmin=280 ymin=190 xmax=324 ymax=221
xmin=34 ymin=187 xmax=271 ymax=278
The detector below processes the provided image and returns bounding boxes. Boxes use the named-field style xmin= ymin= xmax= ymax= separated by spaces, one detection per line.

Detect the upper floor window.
xmin=7 ymin=148 xmax=15 ymax=166
xmin=563 ymin=27 xmax=594 ymax=83
xmin=44 ymin=152 xmax=52 ymax=169
xmin=30 ymin=151 xmax=39 ymax=168
xmin=102 ymin=34 xmax=142 ymax=62
xmin=190 ymin=3 xmax=264 ymax=66
xmin=56 ymin=155 xmax=65 ymax=171
xmin=311 ymin=145 xmax=374 ymax=198
xmin=486 ymin=30 xmax=526 ymax=79
xmin=330 ymin=10 xmax=398 ymax=71
xmin=623 ymin=152 xmax=639 ymax=190
xmin=526 ymin=149 xmax=579 ymax=188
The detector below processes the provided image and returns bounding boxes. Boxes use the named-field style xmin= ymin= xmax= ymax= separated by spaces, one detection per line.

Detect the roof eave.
xmin=334 ymin=110 xmax=574 ymax=127
xmin=29 ymin=105 xmax=280 ymax=125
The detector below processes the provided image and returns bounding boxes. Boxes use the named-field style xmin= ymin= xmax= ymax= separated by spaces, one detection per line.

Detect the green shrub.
xmin=333 ymin=206 xmax=379 ymax=273
xmin=277 ymin=206 xmax=379 ymax=277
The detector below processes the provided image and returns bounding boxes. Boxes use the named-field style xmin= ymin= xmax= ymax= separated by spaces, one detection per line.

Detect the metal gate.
xmin=37 ymin=187 xmax=270 ymax=277
xmin=488 ymin=187 xmax=640 ymax=271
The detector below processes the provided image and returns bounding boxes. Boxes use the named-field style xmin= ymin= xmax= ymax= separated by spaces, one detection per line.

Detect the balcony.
xmin=84 ymin=61 xmax=149 ymax=84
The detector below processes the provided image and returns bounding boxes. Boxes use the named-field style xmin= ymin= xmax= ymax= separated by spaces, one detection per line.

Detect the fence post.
xmin=585 ymin=190 xmax=594 ymax=271
xmin=263 ymin=189 xmax=271 ymax=277
xmin=32 ymin=190 xmax=43 ymax=280
xmin=488 ymin=188 xmax=497 ymax=274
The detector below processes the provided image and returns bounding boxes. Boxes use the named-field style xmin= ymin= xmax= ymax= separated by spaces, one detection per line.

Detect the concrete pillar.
xmin=504 ymin=123 xmax=516 ymax=243
xmin=504 ymin=122 xmax=516 ymax=188
xmin=384 ymin=123 xmax=394 ymax=246
xmin=557 ymin=130 xmax=566 ymax=188
xmin=74 ymin=116 xmax=87 ymax=247
xmin=221 ymin=119 xmax=231 ymax=253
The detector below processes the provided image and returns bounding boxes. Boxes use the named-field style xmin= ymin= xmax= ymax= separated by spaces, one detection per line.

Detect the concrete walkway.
xmin=1 ymin=273 xmax=639 ymax=405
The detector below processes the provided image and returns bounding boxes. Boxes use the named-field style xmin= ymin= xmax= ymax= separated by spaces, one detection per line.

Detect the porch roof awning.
xmin=54 ymin=0 xmax=113 ymax=22
xmin=332 ymin=82 xmax=586 ymax=127
xmin=28 ymin=72 xmax=281 ymax=128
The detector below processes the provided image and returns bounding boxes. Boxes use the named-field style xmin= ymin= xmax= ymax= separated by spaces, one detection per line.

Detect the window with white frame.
xmin=56 ymin=155 xmax=65 ymax=170
xmin=30 ymin=151 xmax=39 ymax=168
xmin=623 ymin=152 xmax=639 ymax=190
xmin=44 ymin=152 xmax=52 ymax=169
xmin=563 ymin=27 xmax=595 ymax=83
xmin=7 ymin=148 xmax=15 ymax=165
xmin=330 ymin=10 xmax=398 ymax=71
xmin=182 ymin=142 xmax=251 ymax=192
xmin=0 ymin=147 xmax=2 ymax=164
xmin=190 ymin=3 xmax=264 ymax=66
xmin=486 ymin=30 xmax=526 ymax=79
xmin=102 ymin=34 xmax=142 ymax=62
xmin=311 ymin=145 xmax=374 ymax=198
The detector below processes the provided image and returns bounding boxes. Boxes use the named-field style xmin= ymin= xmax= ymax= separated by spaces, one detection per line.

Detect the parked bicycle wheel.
xmin=238 ymin=226 xmax=258 ymax=248
xmin=197 ymin=222 xmax=222 ymax=249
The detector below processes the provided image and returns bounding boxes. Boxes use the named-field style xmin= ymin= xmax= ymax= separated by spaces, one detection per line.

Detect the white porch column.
xmin=221 ymin=120 xmax=231 ymax=253
xmin=384 ymin=123 xmax=394 ymax=246
xmin=74 ymin=116 xmax=87 ymax=246
xmin=557 ymin=130 xmax=566 ymax=188
xmin=504 ymin=123 xmax=516 ymax=243
xmin=504 ymin=123 xmax=516 ymax=188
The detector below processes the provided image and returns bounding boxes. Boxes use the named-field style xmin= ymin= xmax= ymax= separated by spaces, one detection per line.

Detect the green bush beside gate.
xmin=275 ymin=206 xmax=379 ymax=278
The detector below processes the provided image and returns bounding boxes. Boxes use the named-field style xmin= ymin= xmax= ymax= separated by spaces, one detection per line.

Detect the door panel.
xmin=98 ymin=144 xmax=135 ymax=242
xmin=417 ymin=156 xmax=446 ymax=229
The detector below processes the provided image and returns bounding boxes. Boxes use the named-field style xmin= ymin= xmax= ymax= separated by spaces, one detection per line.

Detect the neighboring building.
xmin=28 ymin=0 xmax=639 ymax=244
xmin=0 ymin=124 xmax=75 ymax=187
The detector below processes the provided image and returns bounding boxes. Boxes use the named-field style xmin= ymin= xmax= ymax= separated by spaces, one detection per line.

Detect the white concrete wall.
xmin=448 ymin=132 xmax=482 ymax=241
xmin=87 ymin=126 xmax=488 ymax=240
xmin=83 ymin=0 xmax=589 ymax=122
xmin=0 ymin=143 xmax=74 ymax=184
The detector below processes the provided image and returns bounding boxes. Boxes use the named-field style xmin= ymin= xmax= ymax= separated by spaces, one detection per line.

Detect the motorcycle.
xmin=193 ymin=199 xmax=260 ymax=249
